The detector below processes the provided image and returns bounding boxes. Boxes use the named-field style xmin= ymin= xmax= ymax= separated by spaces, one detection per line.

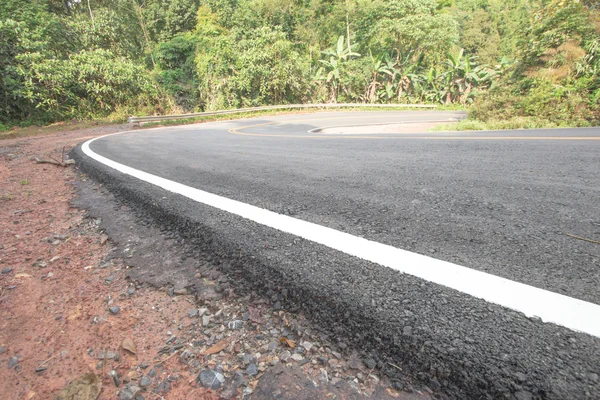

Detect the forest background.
xmin=1 ymin=0 xmax=599 ymax=130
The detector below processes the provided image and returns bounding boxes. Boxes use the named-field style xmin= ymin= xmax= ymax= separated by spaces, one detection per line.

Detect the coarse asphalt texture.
xmin=74 ymin=111 xmax=600 ymax=399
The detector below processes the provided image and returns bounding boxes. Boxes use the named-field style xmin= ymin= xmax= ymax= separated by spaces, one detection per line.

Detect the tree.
xmin=459 ymin=9 xmax=502 ymax=64
xmin=358 ymin=0 xmax=459 ymax=64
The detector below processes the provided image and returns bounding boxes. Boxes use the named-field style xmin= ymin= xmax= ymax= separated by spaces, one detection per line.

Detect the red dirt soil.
xmin=0 ymin=126 xmax=218 ymax=399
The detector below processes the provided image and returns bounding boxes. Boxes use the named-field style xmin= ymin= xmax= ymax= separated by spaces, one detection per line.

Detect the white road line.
xmin=82 ymin=133 xmax=600 ymax=338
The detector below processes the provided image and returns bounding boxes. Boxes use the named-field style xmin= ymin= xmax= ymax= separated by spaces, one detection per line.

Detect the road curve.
xmin=74 ymin=111 xmax=600 ymax=399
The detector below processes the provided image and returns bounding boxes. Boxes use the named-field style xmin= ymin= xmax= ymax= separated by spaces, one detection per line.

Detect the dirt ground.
xmin=0 ymin=124 xmax=429 ymax=400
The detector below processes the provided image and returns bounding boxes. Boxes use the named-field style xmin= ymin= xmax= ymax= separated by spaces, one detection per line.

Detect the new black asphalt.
xmin=74 ymin=111 xmax=600 ymax=399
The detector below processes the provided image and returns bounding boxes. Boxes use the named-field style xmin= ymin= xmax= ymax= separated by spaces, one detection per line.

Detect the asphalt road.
xmin=75 ymin=111 xmax=600 ymax=399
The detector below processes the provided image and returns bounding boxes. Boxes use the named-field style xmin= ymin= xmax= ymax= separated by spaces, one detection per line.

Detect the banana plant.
xmin=317 ymin=35 xmax=360 ymax=102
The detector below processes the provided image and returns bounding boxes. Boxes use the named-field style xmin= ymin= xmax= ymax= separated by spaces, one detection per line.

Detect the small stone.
xmin=8 ymin=356 xmax=19 ymax=369
xmin=228 ymin=320 xmax=243 ymax=330
xmin=127 ymin=287 xmax=135 ymax=296
xmin=246 ymin=363 xmax=258 ymax=376
xmin=319 ymin=368 xmax=328 ymax=383
xmin=514 ymin=391 xmax=533 ymax=400
xmin=173 ymin=288 xmax=187 ymax=295
xmin=109 ymin=306 xmax=120 ymax=315
xmin=273 ymin=301 xmax=282 ymax=310
xmin=197 ymin=370 xmax=225 ymax=390
xmin=109 ymin=370 xmax=121 ymax=387
xmin=0 ymin=347 xmax=5 ymax=354
xmin=301 ymin=341 xmax=313 ymax=352
xmin=348 ymin=355 xmax=361 ymax=370
xmin=363 ymin=358 xmax=376 ymax=369
xmin=220 ymin=371 xmax=244 ymax=399
xmin=96 ymin=350 xmax=118 ymax=360
xmin=291 ymin=354 xmax=304 ymax=362
xmin=280 ymin=350 xmax=291 ymax=362
xmin=155 ymin=379 xmax=171 ymax=394
xmin=515 ymin=372 xmax=527 ymax=383
xmin=105 ymin=274 xmax=115 ymax=284
xmin=403 ymin=326 xmax=413 ymax=336
xmin=188 ymin=309 xmax=199 ymax=318
xmin=299 ymin=358 xmax=311 ymax=366
xmin=1 ymin=268 xmax=13 ymax=274
xmin=148 ymin=368 xmax=156 ymax=378
xmin=242 ymin=354 xmax=254 ymax=366
xmin=317 ymin=356 xmax=328 ymax=365
xmin=166 ymin=336 xmax=177 ymax=344
xmin=198 ymin=307 xmax=208 ymax=317
xmin=139 ymin=375 xmax=152 ymax=388
xmin=119 ymin=384 xmax=141 ymax=400
xmin=429 ymin=377 xmax=441 ymax=391
xmin=202 ymin=315 xmax=210 ymax=326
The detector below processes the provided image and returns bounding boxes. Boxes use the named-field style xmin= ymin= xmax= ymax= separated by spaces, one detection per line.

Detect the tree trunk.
xmin=131 ymin=0 xmax=156 ymax=67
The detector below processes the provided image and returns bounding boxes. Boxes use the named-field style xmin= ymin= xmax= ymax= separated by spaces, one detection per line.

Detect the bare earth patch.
xmin=0 ymin=125 xmax=429 ymax=400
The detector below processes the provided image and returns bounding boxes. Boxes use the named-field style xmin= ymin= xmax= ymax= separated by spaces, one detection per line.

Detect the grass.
xmin=429 ymin=117 xmax=566 ymax=132
xmin=20 ymin=179 xmax=30 ymax=186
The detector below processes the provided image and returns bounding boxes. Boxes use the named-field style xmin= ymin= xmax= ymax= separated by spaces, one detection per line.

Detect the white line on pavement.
xmin=82 ymin=133 xmax=600 ymax=338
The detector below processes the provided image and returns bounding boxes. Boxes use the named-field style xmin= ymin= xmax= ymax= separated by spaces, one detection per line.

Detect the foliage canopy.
xmin=0 ymin=0 xmax=598 ymax=127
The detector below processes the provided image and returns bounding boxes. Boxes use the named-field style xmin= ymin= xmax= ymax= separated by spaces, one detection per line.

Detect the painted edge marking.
xmin=82 ymin=134 xmax=600 ymax=338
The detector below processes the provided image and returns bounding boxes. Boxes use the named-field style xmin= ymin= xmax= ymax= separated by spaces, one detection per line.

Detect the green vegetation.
xmin=1 ymin=0 xmax=598 ymax=129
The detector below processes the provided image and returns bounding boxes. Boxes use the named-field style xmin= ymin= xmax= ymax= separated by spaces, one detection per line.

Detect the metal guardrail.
xmin=127 ymin=103 xmax=438 ymax=124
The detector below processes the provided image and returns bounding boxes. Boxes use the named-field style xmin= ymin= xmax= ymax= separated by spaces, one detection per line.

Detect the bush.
xmin=471 ymin=76 xmax=597 ymax=127
xmin=16 ymin=49 xmax=165 ymax=121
